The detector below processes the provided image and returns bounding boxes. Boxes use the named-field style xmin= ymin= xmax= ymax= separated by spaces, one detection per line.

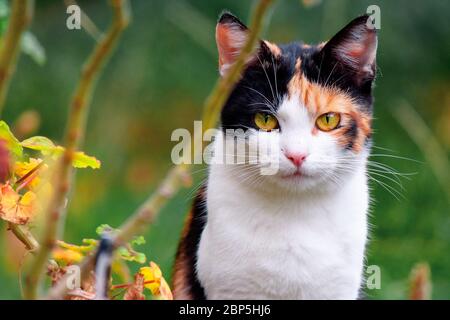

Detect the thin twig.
xmin=24 ymin=0 xmax=130 ymax=300
xmin=0 ymin=0 xmax=34 ymax=116
xmin=45 ymin=0 xmax=275 ymax=300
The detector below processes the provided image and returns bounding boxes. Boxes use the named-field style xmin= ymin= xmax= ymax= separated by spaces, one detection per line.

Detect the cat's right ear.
xmin=216 ymin=12 xmax=250 ymax=76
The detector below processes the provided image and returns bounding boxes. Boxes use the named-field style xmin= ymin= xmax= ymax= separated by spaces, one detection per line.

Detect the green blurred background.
xmin=0 ymin=0 xmax=449 ymax=299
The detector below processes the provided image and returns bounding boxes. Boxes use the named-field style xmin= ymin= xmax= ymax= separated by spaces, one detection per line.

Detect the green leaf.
xmin=96 ymin=224 xmax=115 ymax=235
xmin=21 ymin=136 xmax=101 ymax=169
xmin=21 ymin=136 xmax=59 ymax=154
xmin=132 ymin=236 xmax=146 ymax=246
xmin=0 ymin=121 xmax=23 ymax=157
xmin=82 ymin=238 xmax=98 ymax=246
xmin=134 ymin=252 xmax=147 ymax=264
xmin=73 ymin=151 xmax=101 ymax=169
xmin=21 ymin=32 xmax=46 ymax=66
xmin=117 ymin=246 xmax=147 ymax=264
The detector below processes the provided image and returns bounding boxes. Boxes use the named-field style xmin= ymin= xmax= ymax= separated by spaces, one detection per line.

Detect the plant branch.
xmin=8 ymin=223 xmax=39 ymax=252
xmin=24 ymin=0 xmax=130 ymax=300
xmin=45 ymin=0 xmax=275 ymax=300
xmin=0 ymin=0 xmax=34 ymax=116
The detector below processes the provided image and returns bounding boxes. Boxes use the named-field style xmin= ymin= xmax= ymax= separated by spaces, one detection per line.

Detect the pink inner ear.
xmin=346 ymin=45 xmax=365 ymax=59
xmin=337 ymin=31 xmax=377 ymax=70
xmin=216 ymin=24 xmax=248 ymax=70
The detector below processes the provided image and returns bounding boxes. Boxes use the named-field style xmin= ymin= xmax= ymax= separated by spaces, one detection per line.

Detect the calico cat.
xmin=173 ymin=12 xmax=377 ymax=300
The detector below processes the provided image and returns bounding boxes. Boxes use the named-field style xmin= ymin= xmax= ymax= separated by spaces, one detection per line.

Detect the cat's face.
xmin=216 ymin=13 xmax=377 ymax=193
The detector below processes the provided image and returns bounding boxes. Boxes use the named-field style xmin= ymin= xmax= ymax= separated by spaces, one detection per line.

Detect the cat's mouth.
xmin=281 ymin=171 xmax=304 ymax=179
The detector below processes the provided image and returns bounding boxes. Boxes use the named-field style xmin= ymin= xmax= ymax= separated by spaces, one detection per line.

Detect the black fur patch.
xmin=221 ymin=42 xmax=296 ymax=131
xmin=344 ymin=119 xmax=358 ymax=150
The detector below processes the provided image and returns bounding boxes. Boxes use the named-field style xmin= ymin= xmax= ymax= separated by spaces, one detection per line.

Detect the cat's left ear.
xmin=320 ymin=15 xmax=378 ymax=86
xmin=216 ymin=12 xmax=250 ymax=76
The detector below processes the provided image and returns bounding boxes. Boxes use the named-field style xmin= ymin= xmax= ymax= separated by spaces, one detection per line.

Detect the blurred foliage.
xmin=0 ymin=0 xmax=448 ymax=299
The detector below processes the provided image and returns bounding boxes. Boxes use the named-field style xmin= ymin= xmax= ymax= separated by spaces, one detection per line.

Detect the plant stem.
xmin=45 ymin=0 xmax=275 ymax=300
xmin=0 ymin=0 xmax=34 ymax=117
xmin=8 ymin=223 xmax=39 ymax=252
xmin=24 ymin=0 xmax=130 ymax=300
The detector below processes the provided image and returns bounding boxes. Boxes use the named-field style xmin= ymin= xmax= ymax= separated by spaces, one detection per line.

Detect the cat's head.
xmin=215 ymin=12 xmax=377 ymax=193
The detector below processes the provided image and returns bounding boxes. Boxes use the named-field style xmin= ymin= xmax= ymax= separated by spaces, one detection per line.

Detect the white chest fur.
xmin=197 ymin=163 xmax=369 ymax=300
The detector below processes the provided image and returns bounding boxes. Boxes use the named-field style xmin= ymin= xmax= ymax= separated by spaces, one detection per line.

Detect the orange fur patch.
xmin=216 ymin=24 xmax=247 ymax=69
xmin=287 ymin=62 xmax=372 ymax=152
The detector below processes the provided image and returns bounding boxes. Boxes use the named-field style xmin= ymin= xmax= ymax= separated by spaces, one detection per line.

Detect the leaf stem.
xmin=24 ymin=0 xmax=130 ymax=300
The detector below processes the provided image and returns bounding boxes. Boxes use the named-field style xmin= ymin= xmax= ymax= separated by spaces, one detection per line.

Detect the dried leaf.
xmin=46 ymin=262 xmax=66 ymax=286
xmin=0 ymin=184 xmax=37 ymax=224
xmin=124 ymin=273 xmax=145 ymax=300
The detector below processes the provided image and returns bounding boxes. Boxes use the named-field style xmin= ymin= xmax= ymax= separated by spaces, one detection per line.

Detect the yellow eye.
xmin=254 ymin=113 xmax=278 ymax=131
xmin=316 ymin=112 xmax=341 ymax=131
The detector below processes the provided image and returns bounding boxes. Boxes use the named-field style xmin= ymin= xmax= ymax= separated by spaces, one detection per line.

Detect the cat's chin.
xmin=255 ymin=170 xmax=339 ymax=195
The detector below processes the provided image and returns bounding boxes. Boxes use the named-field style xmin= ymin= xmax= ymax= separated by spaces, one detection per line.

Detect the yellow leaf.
xmin=73 ymin=152 xmax=101 ymax=169
xmin=52 ymin=248 xmax=84 ymax=265
xmin=0 ymin=184 xmax=37 ymax=224
xmin=139 ymin=262 xmax=162 ymax=295
xmin=139 ymin=261 xmax=172 ymax=299
xmin=14 ymin=158 xmax=47 ymax=189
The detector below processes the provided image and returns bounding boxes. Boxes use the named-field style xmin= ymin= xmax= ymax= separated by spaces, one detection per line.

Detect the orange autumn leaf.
xmin=139 ymin=261 xmax=173 ymax=300
xmin=0 ymin=184 xmax=37 ymax=224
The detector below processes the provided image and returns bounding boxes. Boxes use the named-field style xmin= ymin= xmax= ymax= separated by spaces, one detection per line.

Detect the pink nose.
xmin=284 ymin=152 xmax=307 ymax=167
